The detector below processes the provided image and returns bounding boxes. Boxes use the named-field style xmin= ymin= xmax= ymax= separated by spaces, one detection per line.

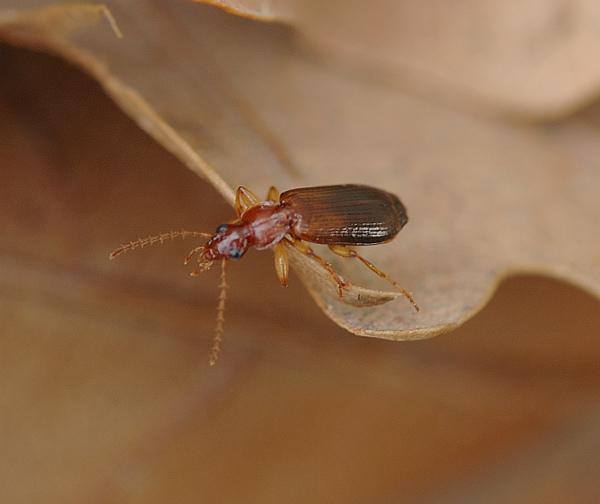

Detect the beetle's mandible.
xmin=110 ymin=184 xmax=419 ymax=365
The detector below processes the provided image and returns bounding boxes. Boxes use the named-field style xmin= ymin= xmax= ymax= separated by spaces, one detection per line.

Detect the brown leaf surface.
xmin=1 ymin=46 xmax=600 ymax=503
xmin=0 ymin=1 xmax=599 ymax=342
xmin=198 ymin=0 xmax=600 ymax=118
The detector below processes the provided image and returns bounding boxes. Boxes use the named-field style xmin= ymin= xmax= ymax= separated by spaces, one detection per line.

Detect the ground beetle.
xmin=110 ymin=184 xmax=419 ymax=365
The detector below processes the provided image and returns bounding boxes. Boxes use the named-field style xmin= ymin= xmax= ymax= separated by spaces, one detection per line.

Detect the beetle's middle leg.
xmin=235 ymin=186 xmax=259 ymax=216
xmin=266 ymin=186 xmax=280 ymax=202
xmin=328 ymin=245 xmax=420 ymax=311
xmin=285 ymin=236 xmax=347 ymax=297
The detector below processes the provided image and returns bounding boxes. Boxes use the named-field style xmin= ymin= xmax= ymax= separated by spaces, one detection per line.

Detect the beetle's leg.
xmin=328 ymin=245 xmax=420 ymax=311
xmin=286 ymin=236 xmax=347 ymax=297
xmin=267 ymin=186 xmax=280 ymax=202
xmin=273 ymin=242 xmax=289 ymax=287
xmin=235 ymin=186 xmax=260 ymax=216
xmin=109 ymin=230 xmax=212 ymax=259
xmin=209 ymin=258 xmax=228 ymax=366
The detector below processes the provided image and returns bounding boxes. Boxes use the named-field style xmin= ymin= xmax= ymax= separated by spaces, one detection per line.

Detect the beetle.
xmin=110 ymin=184 xmax=419 ymax=365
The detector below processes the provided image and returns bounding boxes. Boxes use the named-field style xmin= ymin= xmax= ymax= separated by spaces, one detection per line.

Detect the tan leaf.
xmin=0 ymin=1 xmax=599 ymax=343
xmin=197 ymin=0 xmax=600 ymax=117
xmin=1 ymin=41 xmax=600 ymax=504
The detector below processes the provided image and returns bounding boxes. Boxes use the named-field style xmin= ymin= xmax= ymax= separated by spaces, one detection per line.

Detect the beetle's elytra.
xmin=110 ymin=184 xmax=418 ymax=365
xmin=281 ymin=185 xmax=407 ymax=245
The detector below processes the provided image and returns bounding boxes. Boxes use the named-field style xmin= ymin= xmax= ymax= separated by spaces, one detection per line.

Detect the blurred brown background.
xmin=1 ymin=43 xmax=600 ymax=503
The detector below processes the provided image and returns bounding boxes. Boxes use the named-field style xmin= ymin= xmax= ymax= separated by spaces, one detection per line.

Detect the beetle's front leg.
xmin=273 ymin=242 xmax=289 ymax=287
xmin=328 ymin=245 xmax=420 ymax=311
xmin=235 ymin=186 xmax=260 ymax=216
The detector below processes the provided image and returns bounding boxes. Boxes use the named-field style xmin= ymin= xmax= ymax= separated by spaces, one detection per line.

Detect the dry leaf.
xmin=1 ymin=43 xmax=600 ymax=504
xmin=0 ymin=1 xmax=599 ymax=343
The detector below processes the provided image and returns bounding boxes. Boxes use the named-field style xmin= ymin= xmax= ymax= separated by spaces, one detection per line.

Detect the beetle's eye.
xmin=229 ymin=248 xmax=243 ymax=260
xmin=215 ymin=224 xmax=228 ymax=234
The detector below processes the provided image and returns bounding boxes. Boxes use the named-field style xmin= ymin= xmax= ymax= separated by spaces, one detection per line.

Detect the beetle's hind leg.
xmin=328 ymin=245 xmax=420 ymax=311
xmin=285 ymin=236 xmax=347 ymax=297
xmin=235 ymin=186 xmax=260 ymax=216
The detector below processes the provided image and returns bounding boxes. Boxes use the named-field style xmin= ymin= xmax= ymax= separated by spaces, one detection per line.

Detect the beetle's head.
xmin=202 ymin=223 xmax=251 ymax=261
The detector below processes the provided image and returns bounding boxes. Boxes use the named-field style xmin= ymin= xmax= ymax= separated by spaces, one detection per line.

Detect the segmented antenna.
xmin=209 ymin=258 xmax=228 ymax=366
xmin=109 ymin=230 xmax=212 ymax=259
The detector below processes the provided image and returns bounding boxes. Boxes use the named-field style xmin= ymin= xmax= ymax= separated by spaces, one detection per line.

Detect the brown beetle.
xmin=110 ymin=184 xmax=418 ymax=365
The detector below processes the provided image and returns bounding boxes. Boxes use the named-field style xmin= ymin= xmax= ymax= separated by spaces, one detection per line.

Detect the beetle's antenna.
xmin=109 ymin=230 xmax=212 ymax=259
xmin=209 ymin=258 xmax=228 ymax=366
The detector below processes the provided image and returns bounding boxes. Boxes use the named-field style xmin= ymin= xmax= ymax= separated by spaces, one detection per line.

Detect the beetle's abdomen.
xmin=281 ymin=184 xmax=408 ymax=245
